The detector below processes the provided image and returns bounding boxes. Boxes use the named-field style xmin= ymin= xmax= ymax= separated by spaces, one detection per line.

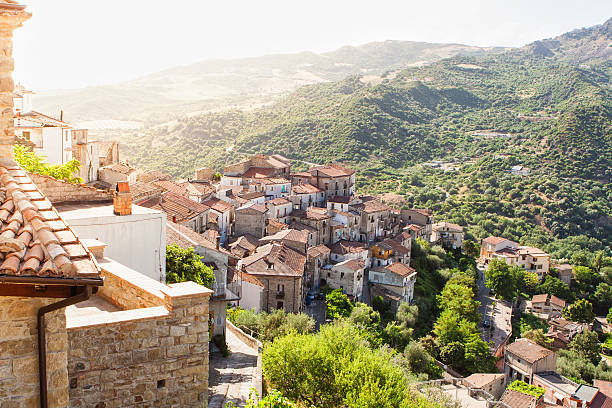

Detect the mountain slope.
xmin=32 ymin=40 xmax=507 ymax=123
xmin=118 ymin=18 xmax=612 ymax=256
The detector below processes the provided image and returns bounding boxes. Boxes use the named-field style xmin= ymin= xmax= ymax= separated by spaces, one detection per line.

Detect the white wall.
xmin=238 ymin=281 xmax=264 ymax=312
xmin=57 ymin=204 xmax=167 ymax=282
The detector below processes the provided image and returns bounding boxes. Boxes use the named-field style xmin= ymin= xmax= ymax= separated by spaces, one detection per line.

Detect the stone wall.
xmin=29 ymin=173 xmax=113 ymax=204
xmin=234 ymin=211 xmax=266 ymax=238
xmin=0 ymin=296 xmax=69 ymax=408
xmin=67 ymin=264 xmax=212 ymax=408
xmin=258 ymin=275 xmax=302 ymax=313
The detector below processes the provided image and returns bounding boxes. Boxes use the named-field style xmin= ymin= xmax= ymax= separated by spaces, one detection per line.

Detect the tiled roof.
xmin=464 ymin=373 xmax=505 ymax=389
xmin=16 ymin=110 xmax=71 ymax=128
xmin=378 ymin=262 xmax=416 ymax=278
xmin=0 ymin=160 xmax=100 ymax=280
xmin=292 ymin=183 xmax=321 ymax=194
xmin=258 ymin=177 xmax=291 ymax=185
xmin=203 ymin=198 xmax=234 ymax=213
xmin=518 ymin=246 xmax=549 ymax=257
xmin=234 ymin=269 xmax=264 ymax=288
xmin=260 ymin=229 xmax=308 ymax=245
xmin=382 ymin=238 xmax=410 ymax=255
xmin=334 ymin=258 xmax=365 ymax=271
xmin=307 ymin=244 xmax=331 ymax=258
xmin=532 ymin=294 xmax=549 ymax=304
xmin=129 ymin=182 xmax=162 ymax=201
xmin=371 ymin=283 xmax=402 ymax=302
xmin=328 ymin=196 xmax=352 ymax=204
xmin=432 ymin=221 xmax=463 ymax=232
xmin=350 ymin=196 xmax=391 ymax=213
xmin=310 ymin=163 xmax=354 ymax=177
xmin=505 ymin=338 xmax=554 ymax=363
xmin=406 ymin=224 xmax=423 ymax=231
xmin=268 ymin=218 xmax=288 ymax=231
xmin=241 ymin=167 xmax=275 ymax=179
xmin=331 ymin=240 xmax=368 ymax=255
xmin=236 ymin=202 xmax=267 ymax=214
xmin=165 ymin=221 xmax=230 ymax=255
xmin=162 ymin=192 xmax=209 ymax=213
xmin=239 ymin=191 xmax=264 ymax=200
xmin=229 ymin=234 xmax=259 ymax=252
xmin=136 ymin=170 xmax=169 ymax=183
xmin=183 ymin=181 xmax=215 ymax=196
xmin=241 ymin=243 xmax=306 ymax=277
xmin=550 ymin=295 xmax=566 ymax=308
xmin=412 ymin=208 xmax=432 ymax=216
xmin=152 ymin=180 xmax=187 ymax=196
xmin=267 ymin=197 xmax=291 ymax=206
xmin=483 ymin=236 xmax=510 ymax=245
xmin=100 ymin=163 xmax=137 ymax=175
xmin=500 ymin=389 xmax=537 ymax=408
xmin=289 ymin=220 xmax=317 ymax=233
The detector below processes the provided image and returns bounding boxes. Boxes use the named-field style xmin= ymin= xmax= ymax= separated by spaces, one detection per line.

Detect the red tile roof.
xmin=241 ymin=243 xmax=306 ymax=277
xmin=310 ymin=163 xmax=355 ymax=177
xmin=162 ymin=192 xmax=210 ymax=213
xmin=165 ymin=221 xmax=231 ymax=255
xmin=100 ymin=163 xmax=137 ymax=175
xmin=241 ymin=167 xmax=275 ymax=179
xmin=505 ymin=338 xmax=554 ymax=363
xmin=292 ymin=183 xmax=321 ymax=194
xmin=203 ymin=198 xmax=234 ymax=213
xmin=351 ymin=196 xmax=391 ymax=213
xmin=153 ymin=179 xmax=188 ymax=196
xmin=483 ymin=236 xmax=510 ymax=245
xmin=267 ymin=197 xmax=291 ymax=206
xmin=378 ymin=262 xmax=416 ymax=278
xmin=331 ymin=240 xmax=368 ymax=255
xmin=500 ymin=389 xmax=538 ymax=408
xmin=0 ymin=160 xmax=100 ymax=280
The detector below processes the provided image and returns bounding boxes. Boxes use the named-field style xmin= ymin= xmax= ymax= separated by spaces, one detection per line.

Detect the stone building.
xmin=234 ymin=202 xmax=268 ymax=238
xmin=400 ymin=209 xmax=433 ymax=239
xmin=464 ymin=373 xmax=506 ymax=400
xmin=228 ymin=234 xmax=259 ymax=259
xmin=98 ymin=162 xmax=139 ymax=189
xmin=330 ymin=239 xmax=370 ymax=267
xmin=326 ymin=259 xmax=365 ymax=301
xmin=291 ymin=163 xmax=355 ymax=198
xmin=222 ymin=154 xmax=291 ymax=181
xmin=202 ymin=197 xmax=234 ymax=244
xmin=239 ymin=242 xmax=305 ymax=313
xmin=290 ymin=183 xmax=324 ymax=210
xmin=350 ymin=195 xmax=399 ymax=242
xmin=504 ymin=338 xmax=557 ymax=384
xmin=70 ymin=129 xmax=99 ymax=183
xmin=259 ymin=228 xmax=308 ymax=254
xmin=266 ymin=197 xmax=293 ymax=224
xmin=306 ymin=244 xmax=331 ymax=291
xmin=289 ymin=207 xmax=331 ymax=245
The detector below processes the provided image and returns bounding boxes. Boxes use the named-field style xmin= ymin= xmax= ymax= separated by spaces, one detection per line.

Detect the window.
xmin=65 ymin=130 xmax=69 ymax=142
xmin=277 ymin=284 xmax=285 ymax=292
xmin=277 ymin=301 xmax=284 ymax=309
xmin=22 ymin=131 xmax=30 ymax=141
xmin=340 ymin=272 xmax=345 ymax=278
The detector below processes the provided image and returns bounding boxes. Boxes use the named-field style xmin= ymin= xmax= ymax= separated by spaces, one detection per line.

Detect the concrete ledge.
xmin=67 ymin=305 xmax=170 ymax=329
xmin=226 ymin=319 xmax=262 ymax=351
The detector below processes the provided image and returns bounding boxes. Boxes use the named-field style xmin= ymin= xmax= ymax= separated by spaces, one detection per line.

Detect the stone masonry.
xmin=28 ymin=173 xmax=113 ymax=204
xmin=0 ymin=297 xmax=70 ymax=408
xmin=66 ymin=263 xmax=212 ymax=407
xmin=0 ymin=3 xmax=30 ymax=159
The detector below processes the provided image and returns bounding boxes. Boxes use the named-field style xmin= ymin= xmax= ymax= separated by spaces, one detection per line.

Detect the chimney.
xmin=60 ymin=110 xmax=63 ymax=122
xmin=0 ymin=3 xmax=30 ymax=159
xmin=113 ymin=181 xmax=132 ymax=216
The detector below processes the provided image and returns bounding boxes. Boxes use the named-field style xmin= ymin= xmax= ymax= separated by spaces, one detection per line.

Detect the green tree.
xmin=326 ymin=289 xmax=354 ymax=319
xmin=564 ymin=299 xmax=595 ymax=323
xmin=165 ymin=244 xmax=215 ymax=288
xmin=262 ymin=322 xmax=411 ymax=408
xmin=13 ymin=144 xmax=83 ymax=183
xmin=607 ymin=308 xmax=612 ymax=324
xmin=225 ymin=389 xmax=296 ymax=408
xmin=523 ymin=329 xmax=553 ymax=349
xmin=485 ymin=259 xmax=515 ymax=299
xmin=569 ymin=331 xmax=601 ymax=365
xmin=348 ymin=303 xmax=383 ymax=347
xmin=538 ymin=276 xmax=571 ymax=300
xmin=593 ymin=283 xmax=612 ymax=314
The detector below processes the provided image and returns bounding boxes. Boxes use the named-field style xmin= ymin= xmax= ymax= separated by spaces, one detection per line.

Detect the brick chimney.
xmin=0 ymin=3 xmax=30 ymax=159
xmin=113 ymin=181 xmax=132 ymax=215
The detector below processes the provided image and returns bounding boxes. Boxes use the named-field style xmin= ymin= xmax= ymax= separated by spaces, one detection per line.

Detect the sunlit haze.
xmin=13 ymin=0 xmax=611 ymax=90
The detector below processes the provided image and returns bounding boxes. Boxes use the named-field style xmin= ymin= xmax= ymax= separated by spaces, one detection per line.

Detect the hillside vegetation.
xmin=119 ymin=18 xmax=612 ymax=257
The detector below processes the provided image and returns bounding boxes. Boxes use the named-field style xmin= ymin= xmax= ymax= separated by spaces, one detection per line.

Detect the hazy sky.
xmin=12 ymin=0 xmax=611 ymax=91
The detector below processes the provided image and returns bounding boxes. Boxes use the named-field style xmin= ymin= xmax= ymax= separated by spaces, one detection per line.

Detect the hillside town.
xmin=1 ymin=2 xmax=611 ymax=408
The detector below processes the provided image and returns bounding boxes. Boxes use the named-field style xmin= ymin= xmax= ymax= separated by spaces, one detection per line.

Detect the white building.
xmin=56 ymin=202 xmax=167 ymax=282
xmin=327 ymin=259 xmax=365 ymax=301
xmin=254 ymin=178 xmax=291 ymax=201
xmin=330 ymin=240 xmax=371 ymax=267
xmin=291 ymin=183 xmax=325 ymax=210
xmin=368 ymin=263 xmax=417 ymax=303
xmin=266 ymin=197 xmax=293 ymax=224
xmin=14 ymin=86 xmax=73 ymax=165
xmin=203 ymin=198 xmax=234 ymax=245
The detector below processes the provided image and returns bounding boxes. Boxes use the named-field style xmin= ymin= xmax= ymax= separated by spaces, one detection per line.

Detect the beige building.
xmin=430 ymin=221 xmax=464 ymax=249
xmin=504 ymin=338 xmax=557 ymax=384
xmin=306 ymin=244 xmax=331 ymax=291
xmin=223 ymin=154 xmax=291 ymax=180
xmin=530 ymin=293 xmax=565 ymax=318
xmin=290 ymin=207 xmax=332 ymax=245
xmin=326 ymin=259 xmax=365 ymax=301
xmin=349 ymin=195 xmax=399 ymax=242
xmin=555 ymin=264 xmax=573 ymax=286
xmin=239 ymin=243 xmax=306 ymax=313
xmin=464 ymin=373 xmax=506 ymax=399
xmin=234 ymin=202 xmax=268 ymax=238
xmin=98 ymin=162 xmax=139 ymax=189
xmin=330 ymin=239 xmax=370 ymax=267
xmin=481 ymin=236 xmax=551 ymax=280
xmin=290 ymin=183 xmax=325 ymax=210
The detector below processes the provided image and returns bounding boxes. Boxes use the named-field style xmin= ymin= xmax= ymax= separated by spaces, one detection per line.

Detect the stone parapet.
xmin=28 ymin=173 xmax=113 ymax=204
xmin=67 ymin=258 xmax=212 ymax=407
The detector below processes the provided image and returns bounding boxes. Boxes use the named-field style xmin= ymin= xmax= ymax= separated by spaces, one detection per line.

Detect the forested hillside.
xmin=120 ymin=18 xmax=611 ymax=258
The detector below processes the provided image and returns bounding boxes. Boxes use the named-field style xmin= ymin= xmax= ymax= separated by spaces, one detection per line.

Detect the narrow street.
xmin=208 ymin=328 xmax=260 ymax=408
xmin=476 ymin=267 xmax=513 ymax=352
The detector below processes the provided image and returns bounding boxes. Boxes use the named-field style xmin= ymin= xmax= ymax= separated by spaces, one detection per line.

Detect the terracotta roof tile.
xmin=0 ymin=159 xmax=100 ymax=280
xmin=505 ymin=338 xmax=553 ymax=363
